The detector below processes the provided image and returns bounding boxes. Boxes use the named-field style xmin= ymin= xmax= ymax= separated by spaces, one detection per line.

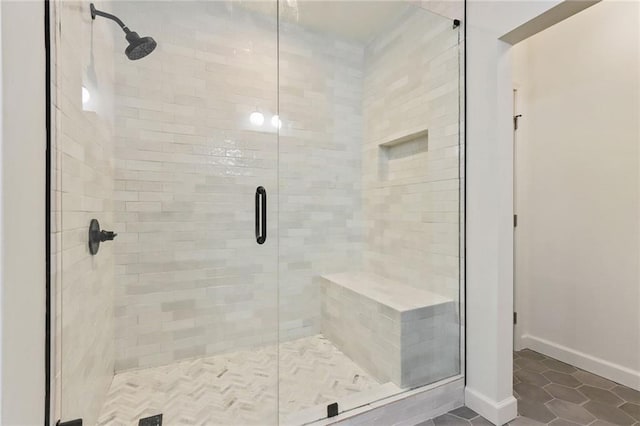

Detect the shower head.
xmin=90 ymin=3 xmax=157 ymax=60
xmin=125 ymin=32 xmax=157 ymax=60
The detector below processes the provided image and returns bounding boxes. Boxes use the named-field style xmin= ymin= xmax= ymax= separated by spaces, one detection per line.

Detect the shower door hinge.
xmin=327 ymin=402 xmax=339 ymax=418
xmin=57 ymin=420 xmax=82 ymax=426
xmin=514 ymin=114 xmax=523 ymax=130
xmin=514 ymin=214 xmax=518 ymax=227
xmin=139 ymin=414 xmax=163 ymax=426
xmin=514 ymin=312 xmax=518 ymax=325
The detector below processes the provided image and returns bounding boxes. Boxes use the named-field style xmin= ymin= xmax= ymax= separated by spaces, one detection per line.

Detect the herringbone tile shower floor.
xmin=97 ymin=334 xmax=380 ymax=426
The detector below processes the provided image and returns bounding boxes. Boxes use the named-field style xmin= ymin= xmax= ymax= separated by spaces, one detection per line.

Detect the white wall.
xmin=513 ymin=0 xmax=640 ymax=389
xmin=0 ymin=1 xmax=46 ymax=425
xmin=465 ymin=1 xmax=565 ymax=424
xmin=466 ymin=0 xmax=626 ymax=424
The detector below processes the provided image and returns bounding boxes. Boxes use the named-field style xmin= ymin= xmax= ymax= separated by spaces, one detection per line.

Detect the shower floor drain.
xmin=138 ymin=414 xmax=162 ymax=426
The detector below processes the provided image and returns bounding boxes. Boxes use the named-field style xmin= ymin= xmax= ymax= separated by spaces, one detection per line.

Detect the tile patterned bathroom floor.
xmin=96 ymin=343 xmax=640 ymax=425
xmin=421 ymin=350 xmax=640 ymax=426
xmin=97 ymin=334 xmax=381 ymax=425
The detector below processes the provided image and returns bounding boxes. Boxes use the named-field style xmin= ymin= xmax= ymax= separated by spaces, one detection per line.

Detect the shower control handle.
xmin=88 ymin=218 xmax=117 ymax=255
xmin=255 ymin=186 xmax=267 ymax=245
xmin=100 ymin=230 xmax=118 ymax=242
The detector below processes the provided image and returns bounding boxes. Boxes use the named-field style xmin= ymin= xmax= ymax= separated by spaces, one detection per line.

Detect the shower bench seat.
xmin=319 ymin=272 xmax=458 ymax=389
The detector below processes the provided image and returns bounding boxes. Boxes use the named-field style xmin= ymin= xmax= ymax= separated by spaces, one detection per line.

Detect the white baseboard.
xmin=521 ymin=334 xmax=640 ymax=391
xmin=464 ymin=387 xmax=517 ymax=426
xmin=513 ymin=325 xmax=526 ymax=351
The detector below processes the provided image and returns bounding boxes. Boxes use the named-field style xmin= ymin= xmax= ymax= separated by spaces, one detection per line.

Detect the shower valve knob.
xmin=100 ymin=230 xmax=118 ymax=242
xmin=88 ymin=219 xmax=117 ymax=255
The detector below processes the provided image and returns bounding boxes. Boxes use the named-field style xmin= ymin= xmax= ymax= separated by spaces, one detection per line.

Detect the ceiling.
xmin=239 ymin=0 xmax=411 ymax=43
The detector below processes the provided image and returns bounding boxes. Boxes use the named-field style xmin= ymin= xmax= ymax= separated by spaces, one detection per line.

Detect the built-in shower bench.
xmin=319 ymin=272 xmax=458 ymax=389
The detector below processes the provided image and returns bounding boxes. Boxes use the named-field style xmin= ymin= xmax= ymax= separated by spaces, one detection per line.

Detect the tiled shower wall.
xmin=277 ymin=20 xmax=364 ymax=340
xmin=111 ymin=2 xmax=364 ymax=370
xmin=111 ymin=1 xmax=279 ymax=371
xmin=53 ymin=1 xmax=116 ymax=423
xmin=362 ymin=10 xmax=461 ymax=302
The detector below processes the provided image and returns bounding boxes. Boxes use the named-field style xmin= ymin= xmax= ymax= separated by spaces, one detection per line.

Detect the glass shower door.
xmin=55 ymin=1 xmax=280 ymax=424
xmin=54 ymin=0 xmax=463 ymax=424
xmin=277 ymin=2 xmax=463 ymax=423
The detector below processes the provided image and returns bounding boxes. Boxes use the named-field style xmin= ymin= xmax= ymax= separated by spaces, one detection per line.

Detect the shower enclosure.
xmin=52 ymin=0 xmax=464 ymax=424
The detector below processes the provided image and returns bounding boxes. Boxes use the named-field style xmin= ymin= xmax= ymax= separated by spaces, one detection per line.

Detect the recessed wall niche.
xmin=378 ymin=128 xmax=429 ymax=181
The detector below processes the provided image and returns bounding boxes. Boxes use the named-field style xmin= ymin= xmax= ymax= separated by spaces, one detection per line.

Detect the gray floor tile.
xmin=449 ymin=406 xmax=479 ymax=420
xmin=578 ymin=385 xmax=624 ymax=406
xmin=420 ymin=352 xmax=640 ymax=426
xmin=515 ymin=369 xmax=551 ymax=387
xmin=584 ymin=400 xmax=636 ymax=425
xmin=613 ymin=386 xmax=640 ymax=405
xmin=433 ymin=413 xmax=471 ymax=425
xmin=470 ymin=417 xmax=494 ymax=425
xmin=620 ymin=403 xmax=640 ymax=422
xmin=546 ymin=398 xmax=596 ymax=424
xmin=515 ymin=358 xmax=550 ymax=374
xmin=545 ymin=383 xmax=588 ymax=404
xmin=512 ymin=352 xmax=640 ymax=426
xmin=508 ymin=416 xmax=546 ymax=425
xmin=514 ymin=383 xmax=553 ymax=404
xmin=543 ymin=371 xmax=581 ymax=388
xmin=590 ymin=420 xmax=622 ymax=426
xmin=415 ymin=420 xmax=436 ymax=426
xmin=518 ymin=350 xmax=547 ymax=362
xmin=548 ymin=418 xmax=581 ymax=426
xmin=572 ymin=370 xmax=616 ymax=390
xmin=518 ymin=399 xmax=556 ymax=424
xmin=542 ymin=359 xmax=577 ymax=374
